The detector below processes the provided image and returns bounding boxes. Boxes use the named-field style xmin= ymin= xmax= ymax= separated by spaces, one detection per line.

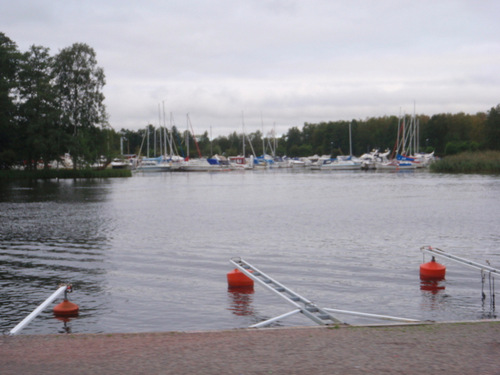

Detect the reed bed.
xmin=430 ymin=151 xmax=500 ymax=174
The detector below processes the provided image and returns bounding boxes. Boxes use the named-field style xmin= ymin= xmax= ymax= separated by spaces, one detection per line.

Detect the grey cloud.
xmin=1 ymin=0 xmax=499 ymax=136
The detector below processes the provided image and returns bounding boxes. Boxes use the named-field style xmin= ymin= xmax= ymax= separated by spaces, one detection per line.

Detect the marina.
xmin=0 ymin=169 xmax=499 ymax=335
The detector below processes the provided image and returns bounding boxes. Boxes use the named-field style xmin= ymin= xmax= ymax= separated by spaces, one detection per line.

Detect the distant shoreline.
xmin=2 ymin=151 xmax=500 ymax=179
xmin=0 ymin=168 xmax=132 ymax=180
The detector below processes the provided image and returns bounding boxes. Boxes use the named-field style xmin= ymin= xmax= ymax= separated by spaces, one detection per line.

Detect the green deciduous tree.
xmin=17 ymin=45 xmax=64 ymax=169
xmin=484 ymin=105 xmax=500 ymax=151
xmin=285 ymin=126 xmax=302 ymax=156
xmin=53 ymin=43 xmax=107 ymax=168
xmin=0 ymin=33 xmax=21 ymax=168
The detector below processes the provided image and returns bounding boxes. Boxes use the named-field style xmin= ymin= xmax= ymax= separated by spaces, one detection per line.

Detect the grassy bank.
xmin=430 ymin=150 xmax=500 ymax=174
xmin=0 ymin=168 xmax=132 ymax=180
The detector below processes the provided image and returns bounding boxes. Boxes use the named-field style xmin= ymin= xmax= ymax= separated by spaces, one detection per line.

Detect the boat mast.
xmin=158 ymin=103 xmax=162 ymax=157
xmin=153 ymin=123 xmax=157 ymax=157
xmin=414 ymin=101 xmax=418 ymax=155
xmin=273 ymin=123 xmax=277 ymax=158
xmin=349 ymin=121 xmax=352 ymax=156
xmin=266 ymin=126 xmax=276 ymax=158
xmin=391 ymin=111 xmax=402 ymax=160
xmin=241 ymin=111 xmax=257 ymax=158
xmin=162 ymin=101 xmax=169 ymax=157
xmin=241 ymin=111 xmax=246 ymax=157
xmin=187 ymin=113 xmax=202 ymax=158
xmin=186 ymin=114 xmax=189 ymax=159
xmin=169 ymin=112 xmax=176 ymax=158
xmin=401 ymin=115 xmax=406 ymax=156
xmin=147 ymin=125 xmax=150 ymax=158
xmin=417 ymin=117 xmax=420 ymax=154
xmin=261 ymin=112 xmax=265 ymax=156
xmin=162 ymin=101 xmax=168 ymax=158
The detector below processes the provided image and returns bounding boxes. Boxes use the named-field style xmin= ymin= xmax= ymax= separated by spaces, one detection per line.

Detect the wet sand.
xmin=1 ymin=321 xmax=499 ymax=374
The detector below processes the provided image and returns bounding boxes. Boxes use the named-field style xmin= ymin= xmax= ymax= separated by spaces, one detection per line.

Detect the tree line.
xmin=0 ymin=32 xmax=109 ymax=170
xmin=1 ymin=32 xmax=499 ymax=169
xmin=122 ymin=106 xmax=500 ymax=160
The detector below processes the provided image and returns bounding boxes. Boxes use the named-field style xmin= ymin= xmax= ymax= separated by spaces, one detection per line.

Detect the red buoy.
xmin=420 ymin=257 xmax=446 ymax=280
xmin=53 ymin=299 xmax=79 ymax=317
xmin=227 ymin=268 xmax=254 ymax=288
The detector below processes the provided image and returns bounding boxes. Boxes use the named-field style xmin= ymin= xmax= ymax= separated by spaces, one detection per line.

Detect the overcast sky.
xmin=2 ymin=0 xmax=499 ymax=137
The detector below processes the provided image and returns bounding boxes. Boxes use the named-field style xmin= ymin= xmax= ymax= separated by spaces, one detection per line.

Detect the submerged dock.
xmin=1 ymin=321 xmax=499 ymax=374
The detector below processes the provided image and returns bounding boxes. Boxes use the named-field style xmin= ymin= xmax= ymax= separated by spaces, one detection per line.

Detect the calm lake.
xmin=1 ymin=169 xmax=499 ymax=335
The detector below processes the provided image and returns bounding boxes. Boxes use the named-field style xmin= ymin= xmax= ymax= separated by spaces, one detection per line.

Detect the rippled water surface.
xmin=1 ymin=169 xmax=499 ymax=335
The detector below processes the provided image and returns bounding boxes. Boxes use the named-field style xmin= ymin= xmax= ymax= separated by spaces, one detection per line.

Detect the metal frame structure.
xmin=230 ymin=257 xmax=419 ymax=328
xmin=421 ymin=246 xmax=499 ymax=277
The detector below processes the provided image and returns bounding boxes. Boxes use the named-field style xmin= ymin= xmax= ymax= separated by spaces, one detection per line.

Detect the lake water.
xmin=1 ymin=169 xmax=499 ymax=335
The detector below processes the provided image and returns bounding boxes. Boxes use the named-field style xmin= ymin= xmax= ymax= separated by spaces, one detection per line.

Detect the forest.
xmin=1 ymin=32 xmax=499 ymax=170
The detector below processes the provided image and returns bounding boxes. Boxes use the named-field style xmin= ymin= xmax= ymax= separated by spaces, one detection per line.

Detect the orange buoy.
xmin=420 ymin=256 xmax=446 ymax=280
xmin=53 ymin=299 xmax=79 ymax=317
xmin=227 ymin=268 xmax=254 ymax=288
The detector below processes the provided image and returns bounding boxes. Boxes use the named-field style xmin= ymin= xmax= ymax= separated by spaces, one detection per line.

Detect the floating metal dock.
xmin=230 ymin=257 xmax=420 ymax=328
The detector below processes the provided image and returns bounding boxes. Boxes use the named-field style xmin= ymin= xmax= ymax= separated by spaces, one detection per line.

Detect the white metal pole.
xmin=323 ymin=308 xmax=420 ymax=323
xmin=250 ymin=309 xmax=301 ymax=328
xmin=9 ymin=285 xmax=68 ymax=335
xmin=421 ymin=247 xmax=499 ymax=276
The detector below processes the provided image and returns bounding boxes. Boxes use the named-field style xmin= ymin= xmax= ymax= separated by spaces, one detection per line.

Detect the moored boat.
xmin=180 ymin=155 xmax=232 ymax=172
xmin=312 ymin=155 xmax=361 ymax=170
xmin=359 ymin=149 xmax=390 ymax=170
xmin=375 ymin=159 xmax=417 ymax=170
xmin=111 ymin=154 xmax=136 ymax=169
xmin=136 ymin=156 xmax=172 ymax=172
xmin=228 ymin=156 xmax=254 ymax=170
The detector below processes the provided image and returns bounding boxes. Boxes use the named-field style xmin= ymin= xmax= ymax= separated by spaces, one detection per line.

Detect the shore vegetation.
xmin=0 ymin=168 xmax=131 ymax=180
xmin=430 ymin=151 xmax=500 ymax=174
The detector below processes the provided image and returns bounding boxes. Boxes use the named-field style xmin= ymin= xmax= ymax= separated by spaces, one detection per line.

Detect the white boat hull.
xmin=375 ymin=161 xmax=417 ymax=170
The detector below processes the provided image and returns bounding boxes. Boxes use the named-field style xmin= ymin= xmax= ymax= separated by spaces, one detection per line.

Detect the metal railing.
xmin=9 ymin=284 xmax=71 ymax=336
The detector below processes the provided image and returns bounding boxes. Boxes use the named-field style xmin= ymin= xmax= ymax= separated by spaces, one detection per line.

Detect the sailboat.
xmin=134 ymin=125 xmax=172 ymax=172
xmin=313 ymin=122 xmax=361 ymax=170
xmin=179 ymin=115 xmax=232 ymax=172
xmin=359 ymin=149 xmax=390 ymax=170
xmin=375 ymin=113 xmax=419 ymax=170
xmin=111 ymin=137 xmax=136 ymax=169
xmin=315 ymin=156 xmax=361 ymax=170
